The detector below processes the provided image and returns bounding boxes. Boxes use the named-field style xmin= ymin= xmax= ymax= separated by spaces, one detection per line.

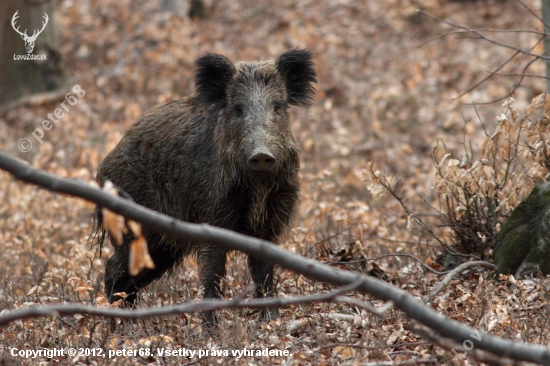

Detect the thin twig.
xmin=418 ymin=10 xmax=550 ymax=61
xmin=365 ymin=235 xmax=437 ymax=247
xmin=407 ymin=321 xmax=516 ymax=365
xmin=454 ymin=49 xmax=522 ymax=101
xmin=286 ymin=313 xmax=369 ymax=333
xmin=0 ymin=278 xmax=366 ymax=326
xmin=370 ymin=254 xmax=447 ymax=275
xmin=335 ymin=296 xmax=393 ymax=316
xmin=472 ymin=49 xmax=544 ymax=105
xmin=366 ymin=163 xmax=470 ymax=261
xmin=317 ymin=340 xmax=429 ymax=352
xmin=491 ymin=72 xmax=550 ymax=80
xmin=314 ymin=222 xmax=359 ymax=246
xmin=428 ymin=261 xmax=496 ymax=299
xmin=515 ymin=0 xmax=550 ymax=30
xmin=418 ymin=28 xmax=550 ymax=48
xmin=418 ymin=9 xmax=548 ymax=103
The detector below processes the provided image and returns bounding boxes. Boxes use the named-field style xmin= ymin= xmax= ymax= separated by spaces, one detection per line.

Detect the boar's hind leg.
xmin=198 ymin=245 xmax=227 ymax=325
xmin=248 ymin=255 xmax=278 ymax=320
xmin=105 ymin=233 xmax=184 ymax=306
xmin=105 ymin=248 xmax=138 ymax=306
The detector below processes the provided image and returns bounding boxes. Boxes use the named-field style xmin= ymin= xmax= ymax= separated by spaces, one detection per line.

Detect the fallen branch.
xmin=286 ymin=313 xmax=368 ymax=333
xmin=286 ymin=299 xmax=394 ymax=333
xmin=407 ymin=321 xmax=515 ymax=365
xmin=0 ymin=278 xmax=366 ymax=327
xmin=370 ymin=253 xmax=447 ymax=275
xmin=1 ymin=152 xmax=549 ymax=364
xmin=428 ymin=261 xmax=497 ymax=299
xmin=362 ymin=360 xmax=437 ymax=366
xmin=335 ymin=296 xmax=394 ymax=316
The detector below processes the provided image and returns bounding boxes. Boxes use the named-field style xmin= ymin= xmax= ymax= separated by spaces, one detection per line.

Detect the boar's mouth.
xmin=244 ymin=147 xmax=278 ymax=177
xmin=249 ymin=170 xmax=278 ymax=181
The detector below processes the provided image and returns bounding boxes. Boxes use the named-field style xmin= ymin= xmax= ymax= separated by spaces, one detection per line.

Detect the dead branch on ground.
xmin=0 ymin=151 xmax=549 ymax=364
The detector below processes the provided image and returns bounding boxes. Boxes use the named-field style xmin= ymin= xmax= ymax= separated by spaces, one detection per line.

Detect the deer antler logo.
xmin=11 ymin=11 xmax=49 ymax=54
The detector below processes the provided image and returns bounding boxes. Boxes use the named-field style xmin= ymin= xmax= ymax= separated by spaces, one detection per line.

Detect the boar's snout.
xmin=248 ymin=147 xmax=277 ymax=172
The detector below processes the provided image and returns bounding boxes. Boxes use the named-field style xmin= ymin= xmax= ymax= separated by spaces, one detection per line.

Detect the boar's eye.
xmin=234 ymin=103 xmax=244 ymax=117
xmin=273 ymin=101 xmax=287 ymax=115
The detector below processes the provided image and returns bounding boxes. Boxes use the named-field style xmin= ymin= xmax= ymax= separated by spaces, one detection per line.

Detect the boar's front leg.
xmin=248 ymin=254 xmax=278 ymax=320
xmin=247 ymin=188 xmax=299 ymax=321
xmin=198 ymin=244 xmax=228 ymax=326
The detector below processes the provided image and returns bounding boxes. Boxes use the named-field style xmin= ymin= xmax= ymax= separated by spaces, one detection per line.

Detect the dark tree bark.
xmin=188 ymin=0 xmax=207 ymax=19
xmin=0 ymin=0 xmax=68 ymax=109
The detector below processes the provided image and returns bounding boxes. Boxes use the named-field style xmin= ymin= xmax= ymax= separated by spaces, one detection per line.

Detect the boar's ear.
xmin=276 ymin=49 xmax=317 ymax=106
xmin=194 ymin=54 xmax=236 ymax=106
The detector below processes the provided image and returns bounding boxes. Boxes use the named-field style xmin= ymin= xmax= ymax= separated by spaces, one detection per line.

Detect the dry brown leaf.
xmin=101 ymin=181 xmax=127 ymax=244
xmin=101 ymin=207 xmax=127 ymax=245
xmin=74 ymin=286 xmax=93 ymax=295
xmin=95 ymin=295 xmax=110 ymax=306
xmin=127 ymin=219 xmax=142 ymax=236
xmin=386 ymin=325 xmax=404 ymax=345
xmin=129 ymin=235 xmax=155 ymax=276
xmin=332 ymin=346 xmax=353 ymax=358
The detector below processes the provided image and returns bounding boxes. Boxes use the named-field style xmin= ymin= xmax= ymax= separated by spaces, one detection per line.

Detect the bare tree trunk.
xmin=188 ymin=0 xmax=207 ymax=19
xmin=0 ymin=0 xmax=68 ymax=109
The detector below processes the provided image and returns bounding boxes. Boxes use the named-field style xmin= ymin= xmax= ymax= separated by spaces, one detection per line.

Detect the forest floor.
xmin=1 ymin=0 xmax=549 ymax=365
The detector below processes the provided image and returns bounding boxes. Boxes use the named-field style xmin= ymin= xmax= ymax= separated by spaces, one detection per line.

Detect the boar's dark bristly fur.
xmin=93 ymin=50 xmax=317 ymax=325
